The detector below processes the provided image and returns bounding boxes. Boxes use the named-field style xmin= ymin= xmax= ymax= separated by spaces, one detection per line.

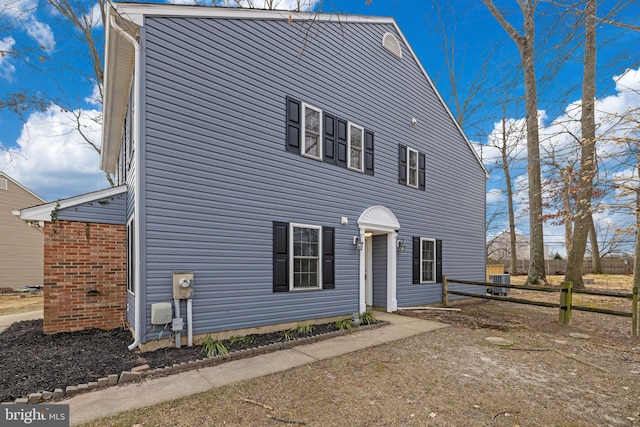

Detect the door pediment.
xmin=357 ymin=206 xmax=400 ymax=232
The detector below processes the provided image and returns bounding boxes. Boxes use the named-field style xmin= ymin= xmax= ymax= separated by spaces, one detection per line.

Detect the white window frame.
xmin=347 ymin=122 xmax=364 ymax=173
xmin=289 ymin=223 xmax=323 ymax=291
xmin=126 ymin=217 xmax=135 ymax=295
xmin=301 ymin=103 xmax=323 ymax=161
xmin=420 ymin=238 xmax=436 ymax=284
xmin=407 ymin=147 xmax=419 ymax=189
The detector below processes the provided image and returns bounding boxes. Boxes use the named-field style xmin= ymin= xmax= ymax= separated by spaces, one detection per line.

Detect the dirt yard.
xmin=83 ymin=274 xmax=640 ymax=427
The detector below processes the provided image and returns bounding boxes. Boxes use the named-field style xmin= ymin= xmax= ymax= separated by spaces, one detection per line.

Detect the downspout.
xmin=110 ymin=15 xmax=142 ymax=351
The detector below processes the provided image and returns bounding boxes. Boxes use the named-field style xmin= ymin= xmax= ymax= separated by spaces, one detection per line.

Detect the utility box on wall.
xmin=172 ymin=272 xmax=194 ymax=299
xmin=151 ymin=302 xmax=173 ymax=325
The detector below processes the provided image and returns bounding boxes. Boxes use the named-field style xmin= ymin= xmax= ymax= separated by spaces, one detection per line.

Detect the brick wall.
xmin=43 ymin=220 xmax=126 ymax=334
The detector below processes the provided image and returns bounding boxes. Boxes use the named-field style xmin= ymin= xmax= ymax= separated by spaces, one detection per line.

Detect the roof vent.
xmin=0 ymin=178 xmax=7 ymax=190
xmin=382 ymin=32 xmax=402 ymax=59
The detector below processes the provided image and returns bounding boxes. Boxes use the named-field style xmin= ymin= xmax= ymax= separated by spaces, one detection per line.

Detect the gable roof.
xmin=15 ymin=185 xmax=126 ymax=222
xmin=102 ymin=3 xmax=488 ymax=178
xmin=0 ymin=172 xmax=46 ymax=203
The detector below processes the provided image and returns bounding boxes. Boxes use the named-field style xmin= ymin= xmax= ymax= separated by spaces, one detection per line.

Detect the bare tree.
xmin=563 ymin=0 xmax=598 ymax=289
xmin=481 ymin=0 xmax=547 ymax=284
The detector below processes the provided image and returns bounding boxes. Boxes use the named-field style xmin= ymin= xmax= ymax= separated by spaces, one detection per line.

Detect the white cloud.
xmin=0 ymin=105 xmax=107 ymax=202
xmin=24 ymin=15 xmax=55 ymax=50
xmin=0 ymin=0 xmax=38 ymax=18
xmin=84 ymin=2 xmax=104 ymax=28
xmin=0 ymin=37 xmax=16 ymax=79
xmin=84 ymin=83 xmax=102 ymax=107
xmin=486 ymin=188 xmax=504 ymax=204
xmin=0 ymin=0 xmax=55 ymax=51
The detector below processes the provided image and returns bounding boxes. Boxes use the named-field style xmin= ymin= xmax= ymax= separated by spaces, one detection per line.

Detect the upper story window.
xmin=302 ymin=103 xmax=322 ymax=160
xmin=398 ymin=144 xmax=425 ymax=190
xmin=407 ymin=147 xmax=418 ymax=188
xmin=285 ymin=96 xmax=374 ymax=176
xmin=348 ymin=123 xmax=364 ymax=173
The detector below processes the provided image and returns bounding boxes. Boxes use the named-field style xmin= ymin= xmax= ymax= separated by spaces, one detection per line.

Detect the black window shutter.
xmin=322 ymin=227 xmax=335 ymax=289
xmin=273 ymin=221 xmax=289 ymax=292
xmin=418 ymin=152 xmax=426 ymax=191
xmin=364 ymin=130 xmax=374 ymax=176
xmin=398 ymin=144 xmax=407 ymax=185
xmin=286 ymin=97 xmax=301 ymax=154
xmin=412 ymin=236 xmax=420 ymax=284
xmin=436 ymin=239 xmax=443 ymax=282
xmin=323 ymin=113 xmax=336 ymax=164
xmin=336 ymin=119 xmax=348 ymax=167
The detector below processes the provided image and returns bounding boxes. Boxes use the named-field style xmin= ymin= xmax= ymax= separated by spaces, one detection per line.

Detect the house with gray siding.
xmin=19 ymin=3 xmax=487 ymax=348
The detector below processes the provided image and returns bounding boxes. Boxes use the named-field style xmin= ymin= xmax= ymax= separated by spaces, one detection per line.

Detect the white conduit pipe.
xmin=187 ymin=299 xmax=193 ymax=347
xmin=174 ymin=299 xmax=181 ymax=349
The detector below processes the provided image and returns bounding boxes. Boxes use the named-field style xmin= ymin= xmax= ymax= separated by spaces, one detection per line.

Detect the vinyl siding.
xmin=56 ymin=192 xmax=126 ymax=225
xmin=138 ymin=17 xmax=485 ymax=341
xmin=0 ymin=178 xmax=44 ymax=288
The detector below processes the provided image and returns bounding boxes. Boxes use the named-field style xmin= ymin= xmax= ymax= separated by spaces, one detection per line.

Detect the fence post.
xmin=632 ymin=286 xmax=638 ymax=339
xmin=442 ymin=275 xmax=449 ymax=307
xmin=560 ymin=281 xmax=573 ymax=325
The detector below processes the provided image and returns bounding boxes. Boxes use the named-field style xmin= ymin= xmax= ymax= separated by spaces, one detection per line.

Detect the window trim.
xmin=347 ymin=122 xmax=364 ymax=173
xmin=407 ymin=147 xmax=419 ymax=189
xmin=289 ymin=223 xmax=323 ymax=291
xmin=420 ymin=237 xmax=436 ymax=284
xmin=126 ymin=217 xmax=135 ymax=295
xmin=301 ymin=103 xmax=323 ymax=161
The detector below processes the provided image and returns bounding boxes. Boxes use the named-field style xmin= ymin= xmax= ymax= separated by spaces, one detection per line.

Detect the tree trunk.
xmin=634 ymin=158 xmax=640 ymax=291
xmin=566 ymin=0 xmax=597 ymax=290
xmin=501 ymin=119 xmax=518 ymax=276
xmin=481 ymin=0 xmax=546 ymax=284
xmin=562 ymin=166 xmax=573 ymax=255
xmin=588 ymin=213 xmax=603 ymax=273
xmin=520 ymin=2 xmax=546 ymax=284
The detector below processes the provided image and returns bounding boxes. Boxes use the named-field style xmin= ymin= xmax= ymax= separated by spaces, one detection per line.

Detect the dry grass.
xmin=510 ymin=273 xmax=635 ymax=289
xmin=82 ymin=274 xmax=640 ymax=427
xmin=0 ymin=293 xmax=43 ymax=316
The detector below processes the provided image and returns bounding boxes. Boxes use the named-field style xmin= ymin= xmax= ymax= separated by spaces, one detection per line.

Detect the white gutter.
xmin=110 ymin=14 xmax=143 ymax=351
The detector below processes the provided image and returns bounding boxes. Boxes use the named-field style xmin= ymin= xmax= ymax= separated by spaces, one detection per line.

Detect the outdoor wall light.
xmin=353 ymin=235 xmax=363 ymax=251
xmin=397 ymin=239 xmax=406 ymax=252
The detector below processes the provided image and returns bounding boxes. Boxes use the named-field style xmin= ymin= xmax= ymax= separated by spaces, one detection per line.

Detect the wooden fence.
xmin=443 ymin=275 xmax=639 ymax=338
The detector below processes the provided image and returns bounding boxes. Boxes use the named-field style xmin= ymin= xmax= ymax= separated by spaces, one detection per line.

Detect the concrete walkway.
xmin=65 ymin=312 xmax=447 ymax=426
xmin=0 ymin=310 xmax=42 ymax=333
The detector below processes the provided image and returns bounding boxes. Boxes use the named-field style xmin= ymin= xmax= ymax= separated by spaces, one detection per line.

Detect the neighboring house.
xmin=487 ymin=230 xmax=551 ymax=261
xmin=0 ymin=172 xmax=45 ymax=289
xmin=18 ymin=4 xmax=487 ymax=346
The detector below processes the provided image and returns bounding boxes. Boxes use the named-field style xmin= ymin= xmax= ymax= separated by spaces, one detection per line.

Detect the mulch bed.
xmin=0 ymin=319 xmax=368 ymax=402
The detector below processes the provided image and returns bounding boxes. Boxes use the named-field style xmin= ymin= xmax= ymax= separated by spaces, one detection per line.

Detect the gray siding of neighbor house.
xmin=372 ymin=235 xmax=387 ymax=308
xmin=137 ymin=17 xmax=485 ymax=342
xmin=56 ymin=192 xmax=126 ymax=225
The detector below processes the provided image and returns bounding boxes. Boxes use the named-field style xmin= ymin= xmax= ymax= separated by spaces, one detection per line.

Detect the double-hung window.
xmin=301 ymin=103 xmax=322 ymax=160
xmin=407 ymin=147 xmax=419 ymax=188
xmin=420 ymin=238 xmax=436 ymax=283
xmin=398 ymin=144 xmax=425 ymax=190
xmin=290 ymin=223 xmax=322 ymax=289
xmin=348 ymin=123 xmax=364 ymax=172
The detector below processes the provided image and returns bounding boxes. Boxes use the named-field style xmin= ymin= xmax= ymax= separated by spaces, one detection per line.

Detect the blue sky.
xmin=1 ymin=0 xmax=639 ymax=254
